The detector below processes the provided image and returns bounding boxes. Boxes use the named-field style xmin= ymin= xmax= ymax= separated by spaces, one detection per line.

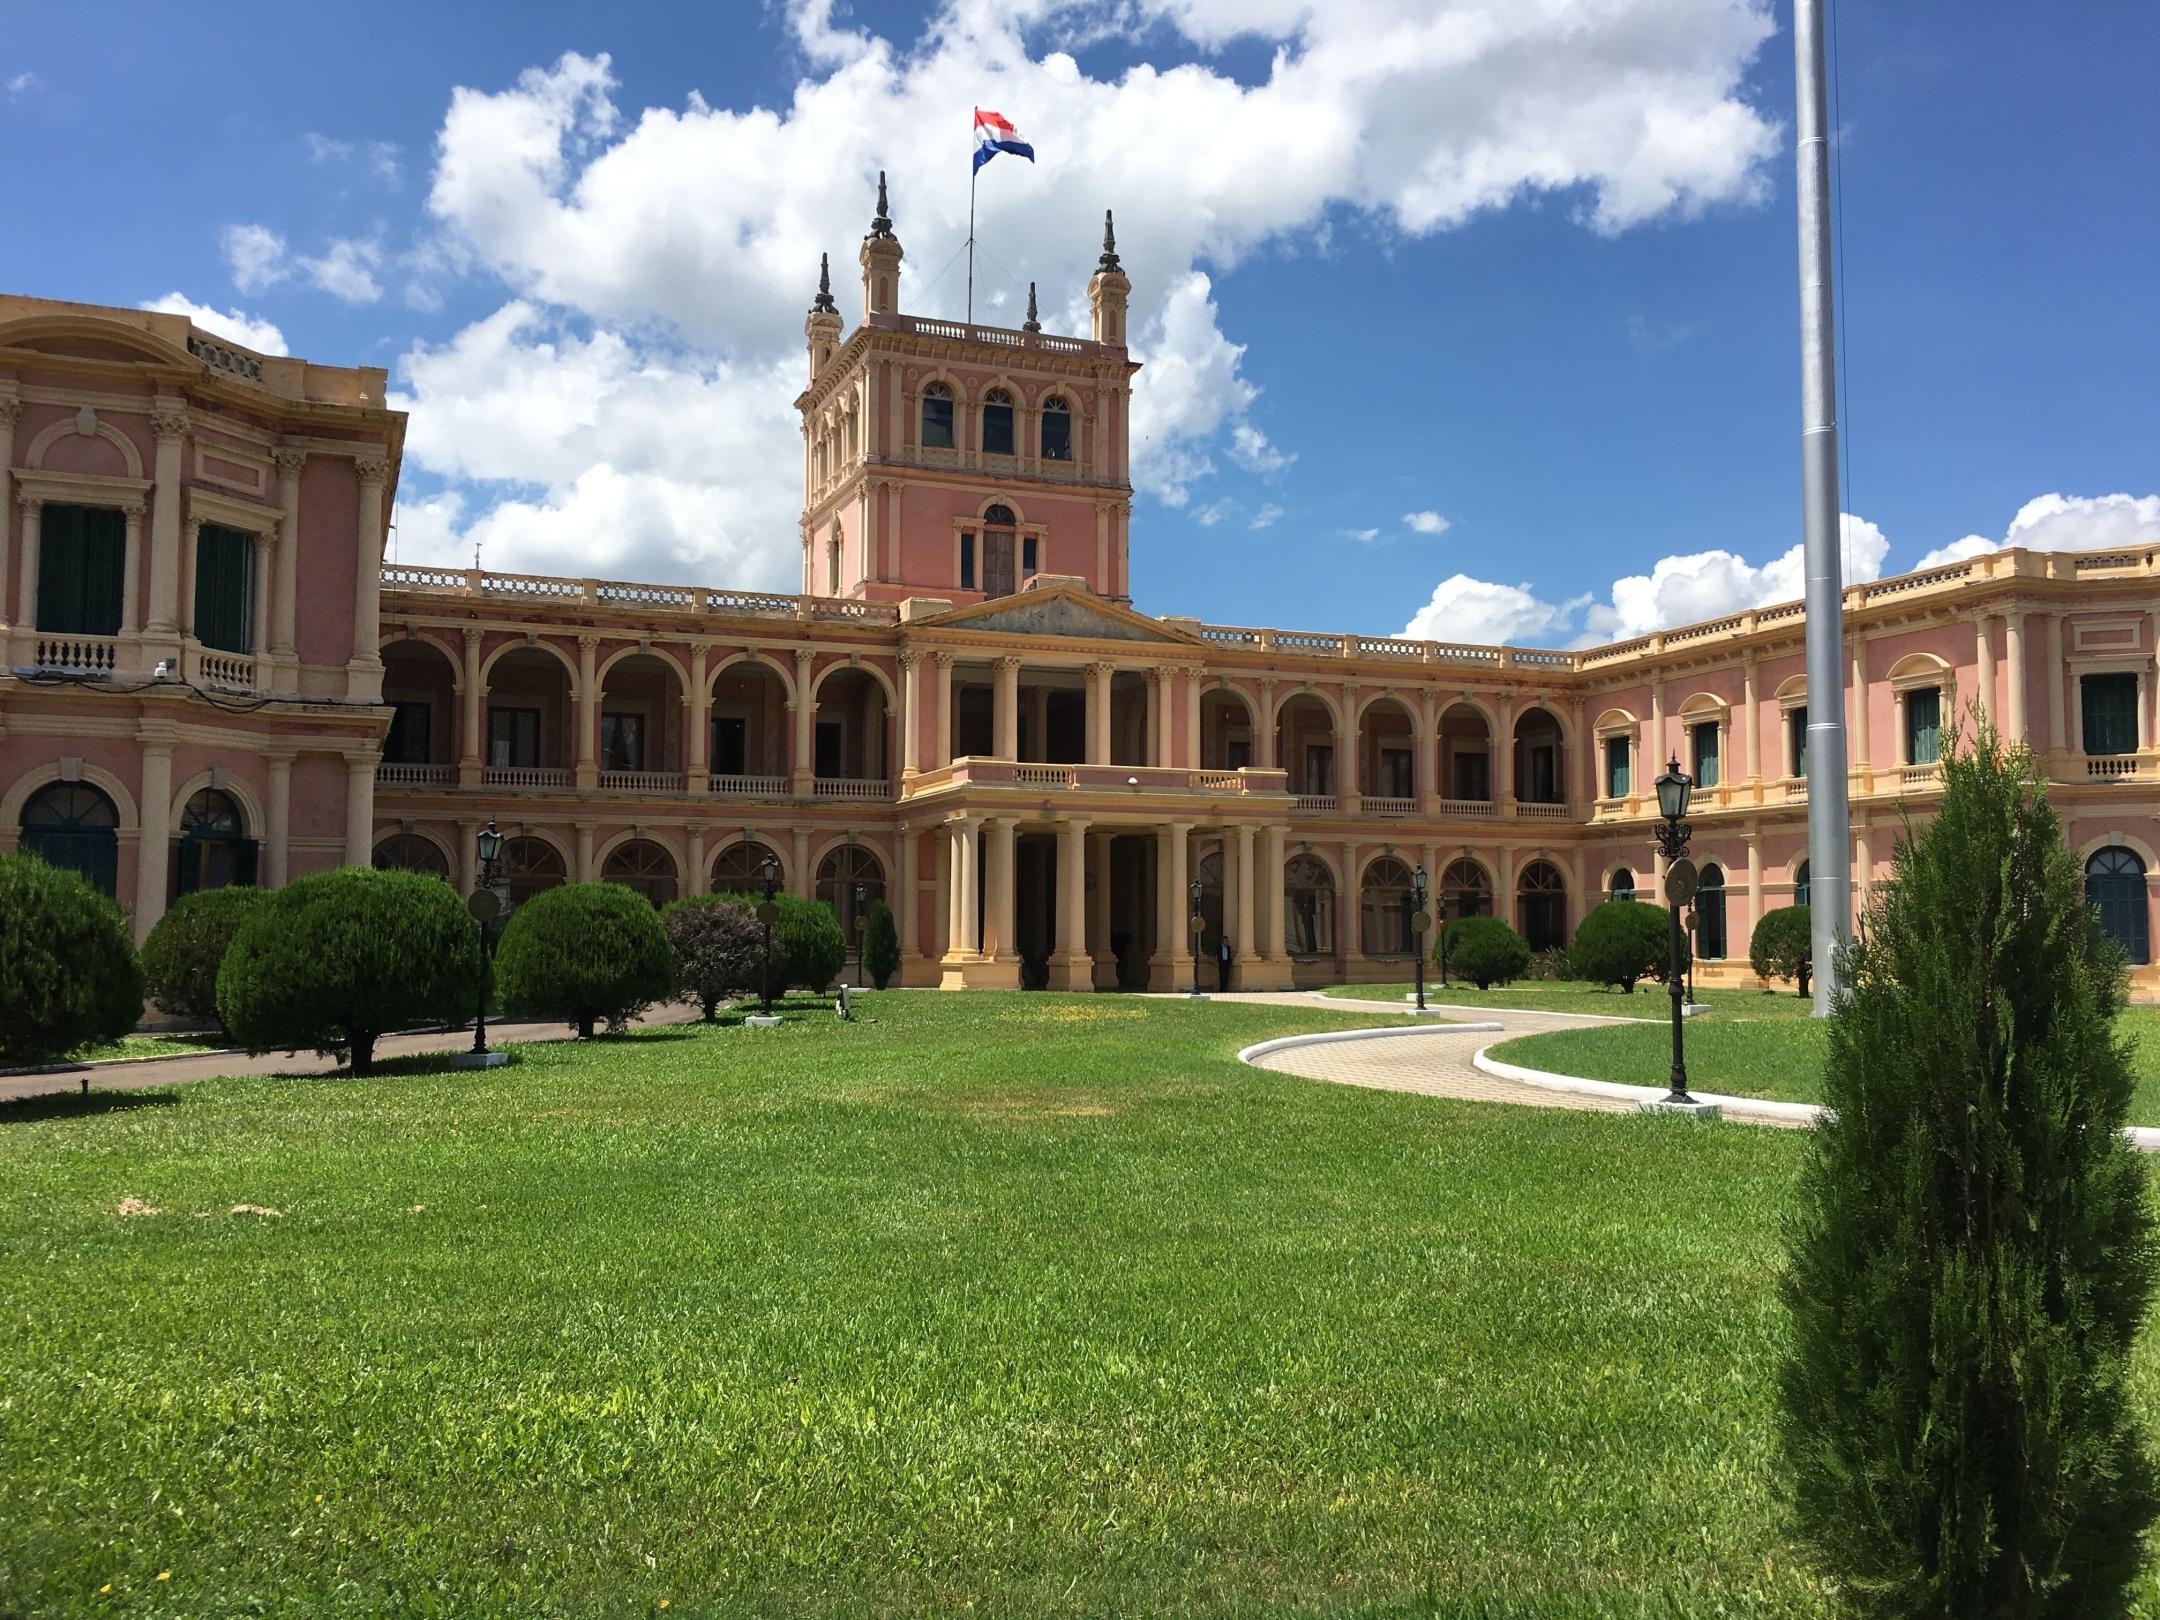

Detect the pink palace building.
xmin=3 ymin=181 xmax=2158 ymax=997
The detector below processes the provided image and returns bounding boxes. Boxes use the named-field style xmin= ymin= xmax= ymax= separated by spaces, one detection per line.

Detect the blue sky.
xmin=4 ymin=1 xmax=2155 ymax=645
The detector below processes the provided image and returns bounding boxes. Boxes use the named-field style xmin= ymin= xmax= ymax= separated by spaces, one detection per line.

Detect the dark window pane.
xmin=1042 ymin=406 xmax=1071 ymax=460
xmin=489 ymin=707 xmax=542 ymax=768
xmin=194 ymin=524 xmax=253 ymax=653
xmin=387 ymin=702 xmax=433 ymax=765
xmin=2083 ymin=673 xmax=2140 ymax=757
xmin=1692 ymin=721 xmax=1720 ymax=789
xmin=1606 ymin=737 xmax=1630 ymax=798
xmin=959 ymin=534 xmax=976 ymax=590
xmin=922 ymin=392 xmax=954 ymax=449
xmin=984 ymin=400 xmax=1014 ymax=456
xmin=2087 ymin=848 xmax=2150 ymax=964
xmin=37 ymin=504 xmax=126 ymax=636
xmin=1906 ymin=686 xmax=1942 ymax=765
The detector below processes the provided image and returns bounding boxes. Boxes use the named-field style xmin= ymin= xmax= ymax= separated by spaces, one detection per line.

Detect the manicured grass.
xmin=3 ymin=991 xmax=2157 ymax=1617
xmin=1320 ymin=978 xmax=1819 ymax=1020
xmin=1491 ymin=1006 xmax=2160 ymax=1121
xmin=68 ymin=1033 xmax=227 ymax=1064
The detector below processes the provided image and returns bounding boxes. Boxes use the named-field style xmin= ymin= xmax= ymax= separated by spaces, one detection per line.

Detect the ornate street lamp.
xmin=1653 ymin=756 xmax=1697 ymax=1104
xmin=852 ymin=881 xmax=867 ymax=991
xmin=1189 ymin=875 xmax=1206 ymax=998
xmin=757 ymin=853 xmax=782 ymax=1019
xmin=1409 ymin=863 xmax=1430 ymax=1012
xmin=461 ymin=820 xmax=506 ymax=1067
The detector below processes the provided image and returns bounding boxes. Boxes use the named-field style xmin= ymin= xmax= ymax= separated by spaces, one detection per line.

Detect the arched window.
xmin=1284 ymin=855 xmax=1334 ymax=956
xmin=713 ymin=839 xmax=782 ymax=896
xmin=816 ymin=844 xmax=887 ymax=949
xmin=603 ymin=838 xmax=678 ymax=907
xmin=2087 ymin=847 xmax=2150 ymax=965
xmin=981 ymin=503 xmax=1018 ymax=599
xmin=19 ymin=781 xmax=120 ymax=896
xmin=1360 ymin=857 xmax=1415 ymax=956
xmin=1608 ymin=867 xmax=1636 ymax=904
xmin=1695 ymin=863 xmax=1727 ymax=959
xmin=1793 ymin=859 xmax=1810 ymax=908
xmin=983 ymin=387 xmax=1015 ymax=456
xmin=1041 ymin=395 xmax=1072 ymax=461
xmin=175 ymin=788 xmax=256 ymax=896
xmin=502 ymin=837 xmax=565 ymax=908
xmin=1517 ymin=860 xmax=1567 ymax=953
xmin=373 ymin=833 xmax=450 ymax=879
xmin=1441 ymin=858 xmax=1491 ymax=921
xmin=921 ymin=382 xmax=955 ymax=450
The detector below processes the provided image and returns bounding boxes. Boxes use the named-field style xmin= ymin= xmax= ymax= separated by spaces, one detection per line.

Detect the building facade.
xmin=4 ymin=192 xmax=2157 ymax=997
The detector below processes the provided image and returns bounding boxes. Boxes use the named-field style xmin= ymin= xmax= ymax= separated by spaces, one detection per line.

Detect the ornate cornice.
xmin=150 ymin=407 xmax=189 ymax=441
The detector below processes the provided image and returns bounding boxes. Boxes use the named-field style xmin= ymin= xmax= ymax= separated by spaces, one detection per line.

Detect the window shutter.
xmin=195 ymin=525 xmax=253 ymax=652
xmin=2083 ymin=673 xmax=2138 ymax=756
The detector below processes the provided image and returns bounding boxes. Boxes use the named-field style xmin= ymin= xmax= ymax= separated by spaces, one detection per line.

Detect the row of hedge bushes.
xmin=1 ymin=854 xmax=887 ymax=1073
xmin=1434 ymin=901 xmax=1813 ymax=994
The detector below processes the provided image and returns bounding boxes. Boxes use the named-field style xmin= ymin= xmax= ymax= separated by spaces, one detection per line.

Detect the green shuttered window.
xmin=194 ymin=524 xmax=254 ymax=653
xmin=2082 ymin=672 xmax=2139 ymax=757
xmin=36 ymin=504 xmax=126 ymax=636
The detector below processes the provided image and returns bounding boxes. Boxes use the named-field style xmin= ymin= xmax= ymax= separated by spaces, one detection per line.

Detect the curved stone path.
xmin=1215 ymin=990 xmax=1650 ymax=1115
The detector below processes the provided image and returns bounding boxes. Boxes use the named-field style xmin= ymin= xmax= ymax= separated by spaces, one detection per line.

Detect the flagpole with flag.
xmin=969 ymin=108 xmax=1035 ymax=325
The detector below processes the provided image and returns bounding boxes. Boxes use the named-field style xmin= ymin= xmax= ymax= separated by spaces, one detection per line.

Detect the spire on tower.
xmin=1022 ymin=281 xmax=1040 ymax=333
xmin=811 ymin=252 xmax=838 ymax=315
xmin=870 ymin=170 xmax=894 ymax=240
xmin=1098 ymin=209 xmax=1121 ymax=273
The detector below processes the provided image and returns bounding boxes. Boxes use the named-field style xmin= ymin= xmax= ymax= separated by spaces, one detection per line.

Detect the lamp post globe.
xmin=476 ymin=820 xmax=504 ymax=871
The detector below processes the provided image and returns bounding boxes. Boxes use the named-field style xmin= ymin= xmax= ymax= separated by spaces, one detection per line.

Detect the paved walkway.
xmin=1214 ymin=990 xmax=1648 ymax=1115
xmin=0 ymin=1005 xmax=705 ymax=1106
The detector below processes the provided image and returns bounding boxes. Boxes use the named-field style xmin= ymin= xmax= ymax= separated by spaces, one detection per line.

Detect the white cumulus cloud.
xmin=390 ymin=0 xmax=1782 ymax=585
xmin=220 ymin=223 xmax=385 ymax=304
xmin=1403 ymin=510 xmax=1450 ymax=535
xmin=137 ymin=293 xmax=289 ymax=357
xmin=1914 ymin=492 xmax=2160 ymax=569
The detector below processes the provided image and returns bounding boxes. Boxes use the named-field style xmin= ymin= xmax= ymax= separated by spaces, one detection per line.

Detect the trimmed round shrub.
xmin=496 ymin=882 xmax=673 ymax=1039
xmin=1437 ymin=915 xmax=1530 ymax=990
xmin=0 ymin=851 xmax=144 ymax=1064
xmin=661 ymin=894 xmax=763 ymax=1020
xmin=1749 ymin=902 xmax=1812 ymax=996
xmin=773 ymin=893 xmax=847 ymax=996
xmin=861 ymin=899 xmax=900 ymax=990
xmin=217 ymin=866 xmax=480 ymax=1076
xmin=141 ymin=886 xmax=266 ymax=1031
xmin=1568 ymin=899 xmax=1669 ymax=992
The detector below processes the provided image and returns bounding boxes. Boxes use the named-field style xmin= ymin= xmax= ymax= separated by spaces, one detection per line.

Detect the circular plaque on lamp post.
xmin=1663 ymin=858 xmax=1699 ymax=907
xmin=1409 ymin=908 xmax=1432 ymax=934
xmin=756 ymin=901 xmax=781 ymax=927
xmin=467 ymin=888 xmax=500 ymax=924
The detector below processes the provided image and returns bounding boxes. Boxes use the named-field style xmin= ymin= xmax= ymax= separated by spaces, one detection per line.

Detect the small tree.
xmin=217 ymin=867 xmax=480 ymax=1076
xmin=1779 ymin=725 xmax=2157 ymax=1614
xmin=860 ymin=899 xmax=900 ymax=990
xmin=1567 ymin=899 xmax=1668 ymax=992
xmin=772 ymin=893 xmax=846 ymax=997
xmin=496 ymin=882 xmax=674 ymax=1039
xmin=1749 ymin=903 xmax=1812 ymax=997
xmin=141 ymin=886 xmax=266 ymax=1031
xmin=662 ymin=894 xmax=763 ymax=1019
xmin=0 ymin=852 xmax=144 ymax=1063
xmin=1439 ymin=915 xmax=1531 ymax=990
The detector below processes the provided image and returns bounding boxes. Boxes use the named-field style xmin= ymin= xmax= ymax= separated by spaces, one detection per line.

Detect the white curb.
xmin=1471 ymin=1044 xmax=1824 ymax=1126
xmin=1237 ymin=1021 xmax=1504 ymax=1067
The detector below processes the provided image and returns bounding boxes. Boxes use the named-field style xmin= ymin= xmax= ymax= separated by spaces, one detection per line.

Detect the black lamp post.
xmin=852 ymin=881 xmax=867 ymax=990
xmin=467 ymin=820 xmax=505 ymax=1060
xmin=1410 ymin=862 xmax=1430 ymax=1011
xmin=1189 ymin=876 xmax=1205 ymax=998
xmin=1653 ymin=756 xmax=1696 ymax=1104
xmin=758 ymin=853 xmax=781 ymax=1018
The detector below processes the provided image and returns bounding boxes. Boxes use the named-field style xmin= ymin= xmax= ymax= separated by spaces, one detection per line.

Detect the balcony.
xmin=1514 ymin=800 xmax=1572 ymax=821
xmin=1292 ymin=794 xmax=1338 ymax=814
xmin=1438 ymin=797 xmax=1497 ymax=819
xmin=1362 ymin=795 xmax=1416 ymax=817
xmin=598 ymin=770 xmax=686 ymax=794
xmin=2086 ymin=754 xmax=2146 ymax=781
xmin=908 ymin=759 xmax=1293 ymax=800
xmin=26 ymin=634 xmax=121 ymax=676
xmin=482 ymin=765 xmax=574 ymax=790
xmin=710 ymin=773 xmax=790 ymax=797
xmin=813 ymin=777 xmax=896 ymax=801
xmin=377 ymin=762 xmax=455 ymax=788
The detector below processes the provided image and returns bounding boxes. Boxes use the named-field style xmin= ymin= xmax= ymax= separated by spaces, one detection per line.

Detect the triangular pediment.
xmin=924 ymin=583 xmax=1201 ymax=646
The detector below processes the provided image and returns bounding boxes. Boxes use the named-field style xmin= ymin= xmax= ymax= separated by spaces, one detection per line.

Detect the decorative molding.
xmin=150 ymin=407 xmax=190 ymax=441
xmin=353 ymin=456 xmax=390 ymax=485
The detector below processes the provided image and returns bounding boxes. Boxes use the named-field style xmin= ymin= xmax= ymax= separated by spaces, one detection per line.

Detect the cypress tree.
xmin=1779 ymin=723 xmax=2156 ymax=1616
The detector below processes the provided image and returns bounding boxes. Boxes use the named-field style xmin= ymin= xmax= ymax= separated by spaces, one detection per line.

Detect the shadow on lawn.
xmin=0 ymin=1088 xmax=184 ymax=1126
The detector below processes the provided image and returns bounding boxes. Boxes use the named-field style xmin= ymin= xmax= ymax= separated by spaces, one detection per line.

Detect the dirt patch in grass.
xmin=950 ymin=1087 xmax=1124 ymax=1123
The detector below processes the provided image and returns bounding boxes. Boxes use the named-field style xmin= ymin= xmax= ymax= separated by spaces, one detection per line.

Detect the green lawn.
xmin=3 ymin=991 xmax=2158 ymax=1617
xmin=1491 ymin=1006 xmax=2160 ymax=1120
xmin=1320 ymin=978 xmax=1819 ymax=1020
xmin=66 ymin=1033 xmax=227 ymax=1064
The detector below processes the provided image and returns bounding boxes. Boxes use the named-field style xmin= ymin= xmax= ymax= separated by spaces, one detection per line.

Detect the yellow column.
xmin=896 ymin=825 xmax=918 ymax=964
xmin=147 ymin=407 xmax=186 ymax=639
xmin=1975 ymin=614 xmax=1996 ymax=725
xmin=0 ymin=395 xmax=16 ymax=627
xmin=460 ymin=628 xmax=484 ymax=786
xmin=574 ymin=823 xmax=596 ymax=883
xmin=900 ymin=649 xmax=924 ymax=776
xmin=271 ymin=448 xmax=306 ymax=670
xmin=2005 ymin=611 xmax=2028 ymax=745
xmin=1085 ymin=662 xmax=1114 ymax=765
xmin=992 ymin=656 xmax=1021 ymax=759
xmin=15 ymin=495 xmax=39 ymax=628
xmin=576 ymin=635 xmax=599 ymax=788
xmin=1053 ymin=815 xmax=1091 ymax=989
xmin=1256 ymin=678 xmax=1277 ymax=770
xmin=793 ymin=647 xmax=817 ymax=793
xmin=934 ymin=652 xmax=955 ymax=769
xmin=1745 ymin=830 xmax=1763 ymax=971
xmin=349 ymin=457 xmax=388 ymax=699
xmin=686 ymin=825 xmax=708 ymax=897
xmin=1089 ymin=830 xmax=1115 ymax=989
xmin=687 ymin=645 xmax=711 ymax=792
xmin=1850 ymin=636 xmax=1871 ymax=790
xmin=1232 ymin=822 xmax=1255 ymax=984
xmin=1264 ymin=825 xmax=1286 ymax=966
xmin=1742 ymin=653 xmax=1761 ymax=798
xmin=791 ymin=825 xmax=810 ymax=898
xmin=958 ymin=818 xmax=982 ymax=957
xmin=136 ymin=741 xmax=174 ymax=942
xmin=264 ymin=751 xmax=293 ymax=888
xmin=2046 ymin=613 xmax=2067 ymax=756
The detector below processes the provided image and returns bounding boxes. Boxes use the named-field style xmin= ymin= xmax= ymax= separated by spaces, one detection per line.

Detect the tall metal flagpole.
xmin=1796 ymin=0 xmax=1850 ymax=1016
xmin=966 ymin=164 xmax=977 ymax=326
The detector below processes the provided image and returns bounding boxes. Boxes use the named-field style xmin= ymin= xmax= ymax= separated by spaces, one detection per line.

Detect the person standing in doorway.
xmin=1217 ymin=936 xmax=1233 ymax=992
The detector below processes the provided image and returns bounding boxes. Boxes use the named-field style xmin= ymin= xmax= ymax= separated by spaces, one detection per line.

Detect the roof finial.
xmin=870 ymin=170 xmax=894 ymax=239
xmin=1098 ymin=209 xmax=1121 ymax=273
xmin=811 ymin=251 xmax=837 ymax=315
xmin=1022 ymin=281 xmax=1040 ymax=333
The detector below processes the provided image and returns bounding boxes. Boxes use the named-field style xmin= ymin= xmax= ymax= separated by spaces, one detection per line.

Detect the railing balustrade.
xmin=376 ymin=762 xmax=455 ymax=787
xmin=481 ymin=766 xmax=574 ymax=789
